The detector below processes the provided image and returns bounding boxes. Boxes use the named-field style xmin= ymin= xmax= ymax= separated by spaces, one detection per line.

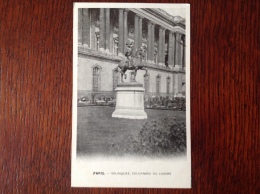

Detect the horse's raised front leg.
xmin=121 ymin=73 xmax=124 ymax=83
xmin=141 ymin=67 xmax=148 ymax=77
xmin=133 ymin=66 xmax=139 ymax=81
xmin=118 ymin=68 xmax=127 ymax=83
xmin=120 ymin=72 xmax=127 ymax=82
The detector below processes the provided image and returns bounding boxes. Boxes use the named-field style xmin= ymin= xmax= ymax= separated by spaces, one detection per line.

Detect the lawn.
xmin=77 ymin=106 xmax=186 ymax=156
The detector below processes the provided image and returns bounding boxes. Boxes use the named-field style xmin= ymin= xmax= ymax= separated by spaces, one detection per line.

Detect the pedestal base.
xmin=112 ymin=109 xmax=147 ymax=119
xmin=112 ymin=82 xmax=147 ymax=119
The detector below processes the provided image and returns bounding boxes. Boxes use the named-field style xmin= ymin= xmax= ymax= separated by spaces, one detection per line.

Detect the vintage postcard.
xmin=72 ymin=3 xmax=191 ymax=188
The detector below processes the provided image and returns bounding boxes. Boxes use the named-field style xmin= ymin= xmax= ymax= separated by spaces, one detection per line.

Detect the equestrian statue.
xmin=118 ymin=42 xmax=148 ymax=83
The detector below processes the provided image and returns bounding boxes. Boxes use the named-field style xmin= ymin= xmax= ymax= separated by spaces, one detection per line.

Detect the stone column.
xmin=151 ymin=23 xmax=155 ymax=63
xmin=118 ymin=9 xmax=124 ymax=56
xmin=175 ymin=32 xmax=182 ymax=68
xmin=168 ymin=31 xmax=173 ymax=68
xmin=172 ymin=32 xmax=176 ymax=67
xmin=180 ymin=36 xmax=183 ymax=68
xmin=99 ymin=8 xmax=105 ymax=52
xmin=162 ymin=28 xmax=165 ymax=65
xmin=90 ymin=9 xmax=95 ymax=50
xmin=158 ymin=26 xmax=163 ymax=65
xmin=139 ymin=17 xmax=143 ymax=48
xmin=82 ymin=8 xmax=90 ymax=47
xmin=134 ymin=15 xmax=139 ymax=51
xmin=147 ymin=21 xmax=152 ymax=62
xmin=182 ymin=35 xmax=185 ymax=68
xmin=123 ymin=9 xmax=128 ymax=54
xmin=105 ymin=9 xmax=110 ymax=53
xmin=78 ymin=9 xmax=83 ymax=45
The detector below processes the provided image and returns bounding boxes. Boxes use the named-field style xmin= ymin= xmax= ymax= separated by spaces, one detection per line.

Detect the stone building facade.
xmin=78 ymin=8 xmax=186 ymax=100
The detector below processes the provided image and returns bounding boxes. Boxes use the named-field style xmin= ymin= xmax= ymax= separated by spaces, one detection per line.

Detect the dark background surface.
xmin=1 ymin=0 xmax=259 ymax=193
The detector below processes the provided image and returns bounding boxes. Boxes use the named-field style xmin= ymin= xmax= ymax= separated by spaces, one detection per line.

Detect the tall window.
xmin=156 ymin=74 xmax=161 ymax=94
xmin=93 ymin=66 xmax=101 ymax=92
xmin=144 ymin=74 xmax=149 ymax=93
xmin=113 ymin=68 xmax=120 ymax=90
xmin=167 ymin=76 xmax=171 ymax=94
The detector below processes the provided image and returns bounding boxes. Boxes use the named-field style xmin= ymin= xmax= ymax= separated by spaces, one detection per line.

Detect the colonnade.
xmin=78 ymin=8 xmax=185 ymax=68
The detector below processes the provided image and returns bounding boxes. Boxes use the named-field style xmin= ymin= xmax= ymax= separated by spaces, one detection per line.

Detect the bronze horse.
xmin=118 ymin=43 xmax=148 ymax=82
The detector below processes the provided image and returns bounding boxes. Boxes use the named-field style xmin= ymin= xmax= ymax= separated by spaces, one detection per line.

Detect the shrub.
xmin=110 ymin=118 xmax=186 ymax=157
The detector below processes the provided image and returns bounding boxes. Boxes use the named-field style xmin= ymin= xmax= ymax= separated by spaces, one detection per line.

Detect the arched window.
xmin=144 ymin=74 xmax=149 ymax=93
xmin=167 ymin=76 xmax=171 ymax=94
xmin=113 ymin=68 xmax=120 ymax=90
xmin=93 ymin=66 xmax=101 ymax=92
xmin=156 ymin=74 xmax=161 ymax=94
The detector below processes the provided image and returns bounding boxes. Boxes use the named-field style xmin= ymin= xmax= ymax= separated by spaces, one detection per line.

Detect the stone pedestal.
xmin=112 ymin=82 xmax=147 ymax=119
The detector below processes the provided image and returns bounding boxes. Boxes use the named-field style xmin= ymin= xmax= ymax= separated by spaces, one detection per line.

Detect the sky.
xmin=161 ymin=8 xmax=186 ymax=19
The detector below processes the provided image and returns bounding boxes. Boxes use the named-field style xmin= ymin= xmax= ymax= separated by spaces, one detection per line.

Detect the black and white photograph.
xmin=72 ymin=3 xmax=191 ymax=188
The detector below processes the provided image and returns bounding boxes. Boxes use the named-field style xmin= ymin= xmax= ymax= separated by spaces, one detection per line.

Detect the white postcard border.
xmin=72 ymin=3 xmax=191 ymax=188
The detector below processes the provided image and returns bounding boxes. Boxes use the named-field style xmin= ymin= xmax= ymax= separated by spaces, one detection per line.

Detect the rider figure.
xmin=126 ymin=50 xmax=134 ymax=68
xmin=128 ymin=55 xmax=134 ymax=68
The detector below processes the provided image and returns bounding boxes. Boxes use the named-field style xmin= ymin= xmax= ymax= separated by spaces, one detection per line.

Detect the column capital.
xmin=119 ymin=9 xmax=124 ymax=13
xmin=159 ymin=26 xmax=165 ymax=31
xmin=168 ymin=30 xmax=173 ymax=34
xmin=173 ymin=32 xmax=179 ymax=37
xmin=139 ymin=16 xmax=143 ymax=20
xmin=149 ymin=22 xmax=155 ymax=28
xmin=148 ymin=20 xmax=154 ymax=25
xmin=134 ymin=14 xmax=139 ymax=20
xmin=124 ymin=9 xmax=129 ymax=14
xmin=174 ymin=31 xmax=184 ymax=36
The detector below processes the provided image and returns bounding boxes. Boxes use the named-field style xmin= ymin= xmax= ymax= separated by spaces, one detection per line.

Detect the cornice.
xmin=129 ymin=8 xmax=185 ymax=33
xmin=144 ymin=62 xmax=185 ymax=73
xmin=78 ymin=46 xmax=123 ymax=63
